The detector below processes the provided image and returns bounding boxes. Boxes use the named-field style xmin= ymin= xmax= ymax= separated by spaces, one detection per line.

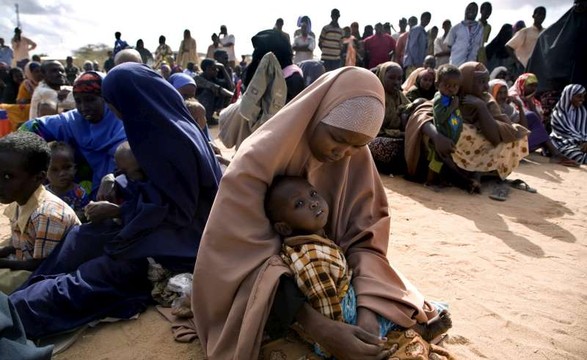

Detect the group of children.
xmin=0 ymin=131 xmax=142 ymax=294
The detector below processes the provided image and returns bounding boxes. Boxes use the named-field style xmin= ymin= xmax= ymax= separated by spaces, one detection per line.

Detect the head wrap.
xmin=320 ymin=96 xmax=384 ymax=138
xmin=489 ymin=66 xmax=508 ymax=80
xmin=458 ymin=61 xmax=489 ymax=96
xmin=169 ymin=73 xmax=196 ymax=90
xmin=73 ymin=71 xmax=103 ymax=96
xmin=555 ymin=84 xmax=586 ymax=113
xmin=489 ymin=79 xmax=509 ymax=100
xmin=244 ymin=29 xmax=293 ymax=87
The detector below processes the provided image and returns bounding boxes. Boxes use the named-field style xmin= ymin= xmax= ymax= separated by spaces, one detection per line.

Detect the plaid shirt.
xmin=4 ymin=185 xmax=80 ymax=260
xmin=281 ymin=234 xmax=352 ymax=321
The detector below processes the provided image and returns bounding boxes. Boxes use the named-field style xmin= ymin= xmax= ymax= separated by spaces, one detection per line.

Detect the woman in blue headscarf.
xmin=20 ymin=71 xmax=126 ymax=198
xmin=10 ymin=63 xmax=222 ymax=339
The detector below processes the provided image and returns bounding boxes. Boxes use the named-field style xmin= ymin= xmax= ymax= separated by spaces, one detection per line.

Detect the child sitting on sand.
xmin=265 ymin=175 xmax=452 ymax=356
xmin=46 ymin=141 xmax=90 ymax=221
xmin=0 ymin=132 xmax=80 ymax=293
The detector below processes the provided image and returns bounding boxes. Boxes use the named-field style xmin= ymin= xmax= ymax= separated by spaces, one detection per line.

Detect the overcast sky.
xmin=0 ymin=0 xmax=572 ymax=60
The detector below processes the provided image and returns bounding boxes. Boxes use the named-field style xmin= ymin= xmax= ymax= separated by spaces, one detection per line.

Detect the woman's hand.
xmin=297 ymin=304 xmax=392 ymax=360
xmin=462 ymin=95 xmax=485 ymax=108
xmin=96 ymin=174 xmax=116 ymax=202
xmin=84 ymin=201 xmax=120 ymax=222
xmin=581 ymin=142 xmax=587 ymax=153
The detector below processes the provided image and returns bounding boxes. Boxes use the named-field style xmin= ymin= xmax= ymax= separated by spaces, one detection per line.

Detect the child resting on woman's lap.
xmin=265 ymin=175 xmax=452 ymax=356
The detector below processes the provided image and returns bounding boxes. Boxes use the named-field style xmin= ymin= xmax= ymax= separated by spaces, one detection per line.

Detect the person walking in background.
xmin=177 ymin=29 xmax=199 ymax=70
xmin=319 ymin=8 xmax=344 ymax=72
xmin=11 ymin=28 xmax=36 ymax=70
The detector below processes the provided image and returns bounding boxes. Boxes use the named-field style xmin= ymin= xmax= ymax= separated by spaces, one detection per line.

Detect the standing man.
xmin=219 ymin=25 xmax=236 ymax=70
xmin=0 ymin=38 xmax=13 ymax=67
xmin=292 ymin=21 xmax=315 ymax=64
xmin=363 ymin=23 xmax=396 ymax=69
xmin=445 ymin=2 xmax=484 ymax=67
xmin=392 ymin=18 xmax=408 ymax=41
xmin=11 ymin=28 xmax=36 ymax=70
xmin=319 ymin=8 xmax=344 ymax=72
xmin=434 ymin=20 xmax=452 ymax=67
xmin=506 ymin=6 xmax=546 ymax=71
xmin=394 ymin=16 xmax=417 ymax=68
xmin=64 ymin=56 xmax=79 ymax=85
xmin=403 ymin=12 xmax=431 ymax=76
xmin=477 ymin=2 xmax=493 ymax=65
xmin=274 ymin=18 xmax=290 ymax=42
xmin=113 ymin=31 xmax=129 ymax=57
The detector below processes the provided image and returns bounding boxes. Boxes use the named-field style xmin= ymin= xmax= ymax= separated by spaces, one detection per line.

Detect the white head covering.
xmin=321 ymin=96 xmax=384 ymax=138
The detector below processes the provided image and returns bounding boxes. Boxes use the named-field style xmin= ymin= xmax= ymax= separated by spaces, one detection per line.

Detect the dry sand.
xmin=2 ymin=140 xmax=585 ymax=359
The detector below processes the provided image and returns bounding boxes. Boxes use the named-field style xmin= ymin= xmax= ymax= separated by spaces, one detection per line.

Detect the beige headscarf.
xmin=376 ymin=61 xmax=411 ymax=134
xmin=459 ymin=61 xmax=521 ymax=143
xmin=193 ymin=67 xmax=436 ymax=359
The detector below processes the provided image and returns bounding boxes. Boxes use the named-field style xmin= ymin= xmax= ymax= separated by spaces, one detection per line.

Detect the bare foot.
xmin=550 ymin=155 xmax=580 ymax=167
xmin=412 ymin=310 xmax=453 ymax=342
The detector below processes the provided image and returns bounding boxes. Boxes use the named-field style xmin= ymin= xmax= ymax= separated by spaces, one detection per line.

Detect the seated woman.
xmin=193 ymin=67 xmax=451 ymax=360
xmin=16 ymin=61 xmax=42 ymax=105
xmin=405 ymin=62 xmax=529 ymax=195
xmin=404 ymin=67 xmax=436 ymax=102
xmin=368 ymin=61 xmax=411 ymax=174
xmin=550 ymin=84 xmax=587 ymax=165
xmin=508 ymin=73 xmax=579 ymax=166
xmin=490 ymin=79 xmax=579 ymax=167
xmin=20 ymin=72 xmax=127 ymax=198
xmin=9 ymin=63 xmax=222 ymax=340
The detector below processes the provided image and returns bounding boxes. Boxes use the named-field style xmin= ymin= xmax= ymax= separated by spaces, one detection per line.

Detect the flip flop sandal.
xmin=508 ymin=179 xmax=537 ymax=193
xmin=489 ymin=184 xmax=510 ymax=201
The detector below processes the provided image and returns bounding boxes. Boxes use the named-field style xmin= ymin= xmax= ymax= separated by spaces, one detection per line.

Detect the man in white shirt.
xmin=219 ymin=25 xmax=236 ymax=70
xmin=506 ymin=6 xmax=546 ymax=69
xmin=30 ymin=61 xmax=75 ymax=119
xmin=11 ymin=28 xmax=36 ymax=70
xmin=445 ymin=2 xmax=484 ymax=67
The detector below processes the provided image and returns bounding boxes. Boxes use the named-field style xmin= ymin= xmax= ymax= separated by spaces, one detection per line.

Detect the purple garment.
xmin=525 ymin=111 xmax=550 ymax=152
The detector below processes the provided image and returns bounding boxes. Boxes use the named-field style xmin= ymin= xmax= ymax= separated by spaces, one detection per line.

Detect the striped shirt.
xmin=4 ymin=185 xmax=80 ymax=260
xmin=319 ymin=24 xmax=343 ymax=61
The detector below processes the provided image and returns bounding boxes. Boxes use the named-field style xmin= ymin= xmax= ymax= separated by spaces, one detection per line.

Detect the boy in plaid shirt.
xmin=0 ymin=132 xmax=79 ymax=294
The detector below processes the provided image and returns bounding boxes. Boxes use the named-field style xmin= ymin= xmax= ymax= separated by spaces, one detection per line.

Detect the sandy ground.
xmin=2 ymin=133 xmax=586 ymax=359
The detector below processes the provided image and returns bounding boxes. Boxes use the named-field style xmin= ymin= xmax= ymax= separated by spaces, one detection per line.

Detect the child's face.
xmin=471 ymin=74 xmax=490 ymax=98
xmin=419 ymin=72 xmax=435 ymax=91
xmin=47 ymin=151 xmax=75 ymax=189
xmin=0 ymin=152 xmax=44 ymax=205
xmin=115 ymin=152 xmax=144 ymax=182
xmin=495 ymin=86 xmax=509 ymax=105
xmin=438 ymin=74 xmax=461 ymax=97
xmin=269 ymin=178 xmax=329 ymax=234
